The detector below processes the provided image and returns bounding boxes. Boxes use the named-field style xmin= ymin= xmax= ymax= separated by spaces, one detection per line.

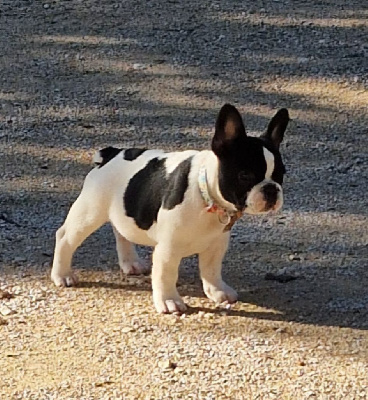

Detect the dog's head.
xmin=212 ymin=104 xmax=289 ymax=215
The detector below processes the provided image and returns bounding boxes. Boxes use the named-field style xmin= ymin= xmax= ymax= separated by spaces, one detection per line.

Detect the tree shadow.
xmin=1 ymin=1 xmax=367 ymax=332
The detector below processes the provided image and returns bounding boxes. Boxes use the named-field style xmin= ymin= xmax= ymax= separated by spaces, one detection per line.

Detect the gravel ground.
xmin=1 ymin=0 xmax=367 ymax=399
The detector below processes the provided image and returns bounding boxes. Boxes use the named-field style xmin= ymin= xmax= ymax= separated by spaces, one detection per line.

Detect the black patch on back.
xmin=124 ymin=148 xmax=147 ymax=161
xmin=124 ymin=157 xmax=193 ymax=230
xmin=96 ymin=147 xmax=122 ymax=168
xmin=163 ymin=157 xmax=192 ymax=210
xmin=124 ymin=158 xmax=166 ymax=230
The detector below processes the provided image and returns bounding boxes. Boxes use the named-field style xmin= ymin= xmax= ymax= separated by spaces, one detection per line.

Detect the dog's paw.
xmin=51 ymin=272 xmax=78 ymax=287
xmin=153 ymin=293 xmax=187 ymax=314
xmin=120 ymin=259 xmax=150 ymax=275
xmin=203 ymin=281 xmax=238 ymax=305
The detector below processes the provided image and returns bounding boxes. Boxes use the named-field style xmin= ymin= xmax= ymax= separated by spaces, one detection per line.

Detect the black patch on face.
xmin=271 ymin=152 xmax=286 ymax=185
xmin=124 ymin=157 xmax=193 ymax=230
xmin=218 ymin=138 xmax=286 ymax=209
xmin=95 ymin=146 xmax=122 ymax=168
xmin=212 ymin=104 xmax=288 ymax=210
xmin=124 ymin=148 xmax=147 ymax=161
xmin=217 ymin=136 xmax=269 ymax=210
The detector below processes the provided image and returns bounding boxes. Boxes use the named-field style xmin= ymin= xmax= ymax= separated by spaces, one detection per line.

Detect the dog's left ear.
xmin=212 ymin=104 xmax=246 ymax=157
xmin=262 ymin=108 xmax=290 ymax=149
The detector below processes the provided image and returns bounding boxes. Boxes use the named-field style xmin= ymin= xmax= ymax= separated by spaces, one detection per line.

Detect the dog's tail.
xmin=93 ymin=146 xmax=122 ymax=168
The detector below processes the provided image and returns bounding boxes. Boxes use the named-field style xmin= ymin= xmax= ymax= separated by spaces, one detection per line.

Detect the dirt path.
xmin=1 ymin=1 xmax=367 ymax=398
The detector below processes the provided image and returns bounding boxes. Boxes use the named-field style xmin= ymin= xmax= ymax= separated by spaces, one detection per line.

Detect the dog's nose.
xmin=262 ymin=183 xmax=279 ymax=207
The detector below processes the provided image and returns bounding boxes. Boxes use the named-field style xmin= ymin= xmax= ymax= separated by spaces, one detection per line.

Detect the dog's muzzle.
xmin=244 ymin=181 xmax=283 ymax=215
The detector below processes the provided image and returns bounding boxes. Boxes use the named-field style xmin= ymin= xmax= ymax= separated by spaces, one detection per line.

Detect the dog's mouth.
xmin=245 ymin=200 xmax=282 ymax=213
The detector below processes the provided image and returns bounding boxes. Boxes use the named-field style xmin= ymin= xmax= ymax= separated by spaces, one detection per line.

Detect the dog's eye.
xmin=238 ymin=171 xmax=253 ymax=183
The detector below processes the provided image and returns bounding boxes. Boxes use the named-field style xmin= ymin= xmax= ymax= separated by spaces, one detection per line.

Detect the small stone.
xmin=298 ymin=57 xmax=309 ymax=64
xmin=0 ymin=304 xmax=16 ymax=316
xmin=0 ymin=290 xmax=14 ymax=300
xmin=6 ymin=353 xmax=20 ymax=358
xmin=94 ymin=378 xmax=113 ymax=387
xmin=121 ymin=327 xmax=135 ymax=333
xmin=133 ymin=63 xmax=147 ymax=70
xmin=13 ymin=257 xmax=26 ymax=263
xmin=159 ymin=360 xmax=177 ymax=371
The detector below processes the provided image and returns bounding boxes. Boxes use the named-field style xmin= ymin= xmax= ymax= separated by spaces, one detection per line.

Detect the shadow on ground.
xmin=1 ymin=1 xmax=367 ymax=331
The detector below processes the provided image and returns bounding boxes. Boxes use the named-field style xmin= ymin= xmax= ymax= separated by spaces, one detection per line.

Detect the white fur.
xmin=51 ymin=149 xmax=240 ymax=313
xmin=263 ymin=147 xmax=275 ymax=179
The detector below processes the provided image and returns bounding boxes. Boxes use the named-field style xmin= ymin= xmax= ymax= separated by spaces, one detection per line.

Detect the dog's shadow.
xmin=77 ymin=272 xmax=368 ymax=330
xmin=77 ymin=280 xmax=149 ymax=290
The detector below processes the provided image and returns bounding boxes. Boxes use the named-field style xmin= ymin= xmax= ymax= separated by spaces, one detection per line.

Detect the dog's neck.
xmin=199 ymin=151 xmax=238 ymax=214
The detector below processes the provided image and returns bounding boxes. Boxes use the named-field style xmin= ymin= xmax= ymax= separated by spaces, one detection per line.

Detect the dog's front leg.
xmin=152 ymin=245 xmax=186 ymax=314
xmin=198 ymin=233 xmax=238 ymax=305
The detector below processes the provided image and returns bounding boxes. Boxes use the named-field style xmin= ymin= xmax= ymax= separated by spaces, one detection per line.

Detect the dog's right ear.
xmin=212 ymin=104 xmax=246 ymax=157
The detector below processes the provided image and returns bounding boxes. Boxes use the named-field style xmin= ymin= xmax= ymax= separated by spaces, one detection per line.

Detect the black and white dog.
xmin=51 ymin=104 xmax=289 ymax=313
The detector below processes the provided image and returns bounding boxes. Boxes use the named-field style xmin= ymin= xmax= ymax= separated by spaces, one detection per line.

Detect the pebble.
xmin=133 ymin=63 xmax=147 ymax=70
xmin=121 ymin=327 xmax=135 ymax=333
xmin=0 ymin=304 xmax=17 ymax=316
xmin=0 ymin=290 xmax=14 ymax=300
xmin=158 ymin=360 xmax=177 ymax=371
xmin=13 ymin=257 xmax=26 ymax=263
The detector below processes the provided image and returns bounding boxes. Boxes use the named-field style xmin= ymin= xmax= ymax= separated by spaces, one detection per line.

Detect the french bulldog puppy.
xmin=51 ymin=104 xmax=289 ymax=313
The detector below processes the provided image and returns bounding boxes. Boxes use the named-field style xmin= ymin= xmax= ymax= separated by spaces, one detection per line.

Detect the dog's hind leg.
xmin=198 ymin=233 xmax=238 ymax=305
xmin=112 ymin=226 xmax=150 ymax=275
xmin=51 ymin=191 xmax=107 ymax=287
